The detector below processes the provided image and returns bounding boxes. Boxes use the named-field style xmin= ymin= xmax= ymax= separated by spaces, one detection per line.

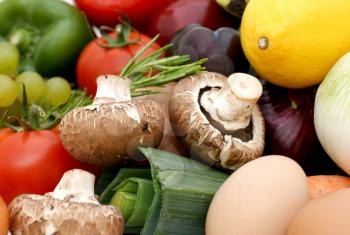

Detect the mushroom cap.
xmin=169 ymin=72 xmax=265 ymax=170
xmin=60 ymin=99 xmax=164 ymax=167
xmin=136 ymin=83 xmax=189 ymax=156
xmin=9 ymin=194 xmax=124 ymax=235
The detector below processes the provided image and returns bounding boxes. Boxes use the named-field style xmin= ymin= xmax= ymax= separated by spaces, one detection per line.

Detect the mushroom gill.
xmin=169 ymin=72 xmax=265 ymax=170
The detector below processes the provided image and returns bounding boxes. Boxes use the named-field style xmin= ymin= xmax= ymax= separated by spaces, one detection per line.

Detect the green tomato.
xmin=0 ymin=41 xmax=20 ymax=76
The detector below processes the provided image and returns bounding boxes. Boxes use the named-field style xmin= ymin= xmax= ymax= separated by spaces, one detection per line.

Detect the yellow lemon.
xmin=240 ymin=0 xmax=350 ymax=88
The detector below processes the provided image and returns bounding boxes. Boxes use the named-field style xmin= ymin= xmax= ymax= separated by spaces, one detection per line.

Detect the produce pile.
xmin=1 ymin=0 xmax=350 ymax=234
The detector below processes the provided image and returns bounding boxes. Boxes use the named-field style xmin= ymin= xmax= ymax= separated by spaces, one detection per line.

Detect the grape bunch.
xmin=170 ymin=24 xmax=249 ymax=76
xmin=0 ymin=41 xmax=71 ymax=109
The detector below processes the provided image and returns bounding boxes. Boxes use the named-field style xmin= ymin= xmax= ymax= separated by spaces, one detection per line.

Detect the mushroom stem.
xmin=93 ymin=75 xmax=132 ymax=105
xmin=51 ymin=169 xmax=98 ymax=204
xmin=200 ymin=73 xmax=263 ymax=131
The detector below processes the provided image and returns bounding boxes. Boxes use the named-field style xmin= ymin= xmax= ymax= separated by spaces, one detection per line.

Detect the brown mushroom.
xmin=59 ymin=75 xmax=165 ymax=166
xmin=9 ymin=169 xmax=124 ymax=235
xmin=136 ymin=82 xmax=189 ymax=157
xmin=169 ymin=72 xmax=264 ymax=170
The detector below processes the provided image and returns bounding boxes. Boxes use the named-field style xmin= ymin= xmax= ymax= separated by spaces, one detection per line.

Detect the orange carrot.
xmin=308 ymin=175 xmax=350 ymax=199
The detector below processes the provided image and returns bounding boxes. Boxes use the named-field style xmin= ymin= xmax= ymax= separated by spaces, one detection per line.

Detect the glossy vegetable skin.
xmin=148 ymin=0 xmax=240 ymax=45
xmin=0 ymin=129 xmax=99 ymax=204
xmin=258 ymin=81 xmax=340 ymax=175
xmin=314 ymin=52 xmax=350 ymax=176
xmin=0 ymin=128 xmax=12 ymax=143
xmin=76 ymin=32 xmax=161 ymax=96
xmin=74 ymin=0 xmax=175 ymax=31
xmin=0 ymin=0 xmax=93 ymax=78
xmin=170 ymin=24 xmax=249 ymax=76
xmin=0 ymin=195 xmax=8 ymax=235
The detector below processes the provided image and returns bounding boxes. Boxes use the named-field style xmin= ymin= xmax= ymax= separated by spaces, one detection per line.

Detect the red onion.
xmin=258 ymin=81 xmax=341 ymax=175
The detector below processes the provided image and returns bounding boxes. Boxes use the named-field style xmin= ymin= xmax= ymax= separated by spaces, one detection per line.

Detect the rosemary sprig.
xmin=120 ymin=35 xmax=207 ymax=97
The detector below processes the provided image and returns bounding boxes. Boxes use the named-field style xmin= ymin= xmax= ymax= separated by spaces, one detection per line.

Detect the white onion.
xmin=314 ymin=52 xmax=350 ymax=174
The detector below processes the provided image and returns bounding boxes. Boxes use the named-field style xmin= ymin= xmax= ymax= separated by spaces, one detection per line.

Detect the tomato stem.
xmin=97 ymin=16 xmax=141 ymax=49
xmin=2 ymin=90 xmax=92 ymax=132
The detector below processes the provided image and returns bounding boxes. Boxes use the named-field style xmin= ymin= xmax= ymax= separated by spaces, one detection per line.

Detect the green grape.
xmin=0 ymin=41 xmax=20 ymax=76
xmin=0 ymin=74 xmax=18 ymax=107
xmin=16 ymin=71 xmax=45 ymax=104
xmin=44 ymin=77 xmax=72 ymax=106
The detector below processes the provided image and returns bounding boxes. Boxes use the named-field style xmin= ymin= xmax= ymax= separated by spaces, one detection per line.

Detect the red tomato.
xmin=74 ymin=0 xmax=176 ymax=31
xmin=0 ymin=195 xmax=8 ymax=235
xmin=0 ymin=129 xmax=100 ymax=204
xmin=0 ymin=128 xmax=12 ymax=144
xmin=148 ymin=0 xmax=241 ymax=45
xmin=76 ymin=31 xmax=161 ymax=96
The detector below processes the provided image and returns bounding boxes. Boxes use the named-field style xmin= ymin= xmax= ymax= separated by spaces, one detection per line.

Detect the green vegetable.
xmin=111 ymin=177 xmax=155 ymax=234
xmin=0 ymin=0 xmax=93 ymax=78
xmin=99 ymin=169 xmax=153 ymax=234
xmin=99 ymin=148 xmax=229 ymax=235
xmin=314 ymin=51 xmax=350 ymax=175
xmin=141 ymin=147 xmax=229 ymax=235
xmin=99 ymin=169 xmax=152 ymax=204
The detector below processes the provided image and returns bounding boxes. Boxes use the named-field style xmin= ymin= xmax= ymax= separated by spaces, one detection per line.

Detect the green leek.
xmin=110 ymin=177 xmax=155 ymax=234
xmin=139 ymin=147 xmax=229 ymax=235
xmin=99 ymin=168 xmax=153 ymax=234
xmin=98 ymin=148 xmax=229 ymax=235
xmin=99 ymin=168 xmax=152 ymax=204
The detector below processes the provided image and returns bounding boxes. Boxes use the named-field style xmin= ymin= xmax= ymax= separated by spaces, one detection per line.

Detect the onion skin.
xmin=315 ymin=52 xmax=350 ymax=175
xmin=258 ymin=81 xmax=340 ymax=175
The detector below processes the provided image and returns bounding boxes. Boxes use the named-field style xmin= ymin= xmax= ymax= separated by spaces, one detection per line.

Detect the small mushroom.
xmin=9 ymin=169 xmax=124 ymax=235
xmin=59 ymin=75 xmax=165 ymax=166
xmin=169 ymin=72 xmax=264 ymax=170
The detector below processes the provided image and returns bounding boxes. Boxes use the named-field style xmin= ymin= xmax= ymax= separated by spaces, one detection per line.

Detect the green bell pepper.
xmin=0 ymin=0 xmax=94 ymax=79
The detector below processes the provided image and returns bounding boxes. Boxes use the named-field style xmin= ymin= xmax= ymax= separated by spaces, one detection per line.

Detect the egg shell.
xmin=287 ymin=188 xmax=350 ymax=235
xmin=206 ymin=155 xmax=310 ymax=235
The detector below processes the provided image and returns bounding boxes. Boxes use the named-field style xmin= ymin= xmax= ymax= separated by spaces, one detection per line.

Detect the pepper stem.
xmin=200 ymin=73 xmax=263 ymax=131
xmin=8 ymin=29 xmax=33 ymax=53
xmin=51 ymin=169 xmax=98 ymax=204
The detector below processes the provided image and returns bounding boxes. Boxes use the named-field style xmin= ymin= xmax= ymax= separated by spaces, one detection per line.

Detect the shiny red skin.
xmin=0 ymin=129 xmax=100 ymax=204
xmin=0 ymin=194 xmax=8 ymax=235
xmin=74 ymin=0 xmax=176 ymax=31
xmin=76 ymin=31 xmax=161 ymax=96
xmin=148 ymin=0 xmax=240 ymax=45
xmin=258 ymin=82 xmax=341 ymax=175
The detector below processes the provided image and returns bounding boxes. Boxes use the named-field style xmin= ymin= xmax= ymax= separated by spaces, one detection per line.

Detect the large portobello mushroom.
xmin=169 ymin=72 xmax=264 ymax=170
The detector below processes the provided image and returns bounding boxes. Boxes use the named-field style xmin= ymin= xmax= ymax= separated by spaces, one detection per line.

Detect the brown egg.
xmin=287 ymin=188 xmax=350 ymax=235
xmin=206 ymin=155 xmax=310 ymax=235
